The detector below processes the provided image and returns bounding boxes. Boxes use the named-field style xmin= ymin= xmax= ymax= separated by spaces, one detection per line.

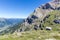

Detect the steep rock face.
xmin=17 ymin=0 xmax=60 ymax=32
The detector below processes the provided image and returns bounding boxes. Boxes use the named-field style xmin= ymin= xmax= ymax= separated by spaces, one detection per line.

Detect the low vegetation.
xmin=0 ymin=9 xmax=60 ymax=40
xmin=43 ymin=10 xmax=60 ymax=31
xmin=0 ymin=30 xmax=60 ymax=40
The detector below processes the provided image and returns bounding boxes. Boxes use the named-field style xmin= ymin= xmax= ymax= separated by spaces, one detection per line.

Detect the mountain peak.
xmin=53 ymin=0 xmax=60 ymax=2
xmin=16 ymin=0 xmax=60 ymax=32
xmin=52 ymin=0 xmax=60 ymax=4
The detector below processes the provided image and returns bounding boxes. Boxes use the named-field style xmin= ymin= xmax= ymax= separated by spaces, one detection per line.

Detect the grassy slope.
xmin=0 ymin=10 xmax=60 ymax=40
xmin=0 ymin=30 xmax=60 ymax=40
xmin=43 ymin=10 xmax=60 ymax=31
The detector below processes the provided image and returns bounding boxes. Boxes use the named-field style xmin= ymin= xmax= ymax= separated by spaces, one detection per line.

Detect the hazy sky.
xmin=0 ymin=0 xmax=51 ymax=18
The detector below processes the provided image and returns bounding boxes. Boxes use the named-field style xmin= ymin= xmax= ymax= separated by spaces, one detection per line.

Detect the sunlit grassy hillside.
xmin=43 ymin=10 xmax=60 ymax=31
xmin=0 ymin=30 xmax=60 ymax=40
xmin=0 ymin=10 xmax=60 ymax=40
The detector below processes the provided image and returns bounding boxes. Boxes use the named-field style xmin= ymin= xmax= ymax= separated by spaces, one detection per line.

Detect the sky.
xmin=0 ymin=0 xmax=51 ymax=18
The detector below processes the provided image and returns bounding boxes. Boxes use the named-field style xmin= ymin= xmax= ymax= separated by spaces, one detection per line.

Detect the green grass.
xmin=43 ymin=10 xmax=60 ymax=31
xmin=0 ymin=10 xmax=60 ymax=40
xmin=0 ymin=30 xmax=60 ymax=40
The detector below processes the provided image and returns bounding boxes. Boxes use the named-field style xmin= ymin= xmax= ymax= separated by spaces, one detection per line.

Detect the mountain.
xmin=0 ymin=18 xmax=24 ymax=35
xmin=0 ymin=0 xmax=60 ymax=40
xmin=0 ymin=18 xmax=24 ymax=27
xmin=16 ymin=0 xmax=60 ymax=32
xmin=1 ymin=0 xmax=60 ymax=35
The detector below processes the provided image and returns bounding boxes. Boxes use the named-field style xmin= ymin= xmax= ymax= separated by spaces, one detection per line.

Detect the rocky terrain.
xmin=16 ymin=0 xmax=60 ymax=32
xmin=0 ymin=0 xmax=60 ymax=40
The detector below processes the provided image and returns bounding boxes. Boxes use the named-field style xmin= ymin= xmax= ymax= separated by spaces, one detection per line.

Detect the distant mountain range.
xmin=0 ymin=18 xmax=24 ymax=27
xmin=0 ymin=18 xmax=24 ymax=35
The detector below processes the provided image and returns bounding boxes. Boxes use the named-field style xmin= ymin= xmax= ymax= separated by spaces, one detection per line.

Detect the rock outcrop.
xmin=17 ymin=0 xmax=60 ymax=32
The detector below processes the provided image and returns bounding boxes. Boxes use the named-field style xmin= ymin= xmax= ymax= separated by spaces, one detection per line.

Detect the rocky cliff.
xmin=16 ymin=0 xmax=60 ymax=32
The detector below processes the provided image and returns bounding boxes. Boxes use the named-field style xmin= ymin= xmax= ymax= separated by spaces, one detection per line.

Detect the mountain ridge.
xmin=16 ymin=0 xmax=60 ymax=32
xmin=0 ymin=18 xmax=24 ymax=35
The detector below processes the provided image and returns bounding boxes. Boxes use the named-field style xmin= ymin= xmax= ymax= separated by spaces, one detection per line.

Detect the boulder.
xmin=34 ymin=25 xmax=39 ymax=30
xmin=26 ymin=18 xmax=33 ymax=24
xmin=46 ymin=27 xmax=52 ymax=30
xmin=57 ymin=7 xmax=60 ymax=10
xmin=31 ymin=15 xmax=38 ymax=19
xmin=53 ymin=20 xmax=60 ymax=24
